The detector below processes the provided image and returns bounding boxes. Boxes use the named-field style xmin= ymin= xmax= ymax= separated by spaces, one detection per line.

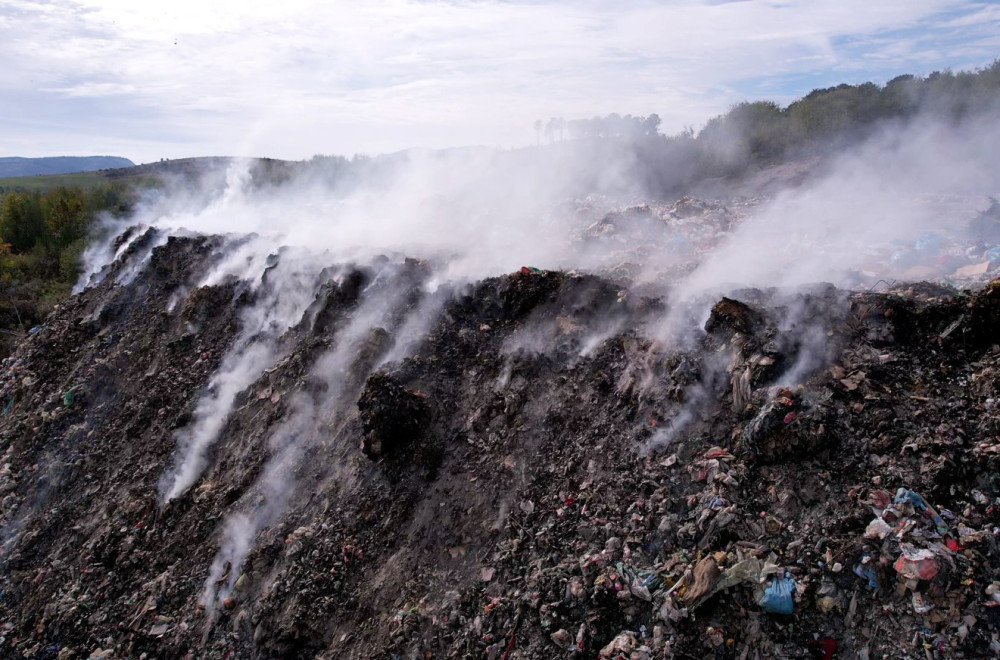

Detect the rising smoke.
xmin=199 ymin=259 xmax=425 ymax=622
xmin=158 ymin=245 xmax=335 ymax=503
xmin=70 ymin=104 xmax=1000 ymax=625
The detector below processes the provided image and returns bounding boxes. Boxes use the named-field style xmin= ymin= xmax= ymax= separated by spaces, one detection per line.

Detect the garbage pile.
xmin=0 ymin=220 xmax=999 ymax=659
xmin=580 ymin=195 xmax=1000 ymax=290
xmin=856 ymin=199 xmax=1000 ymax=286
xmin=580 ymin=197 xmax=758 ymax=281
xmin=583 ymin=197 xmax=746 ymax=246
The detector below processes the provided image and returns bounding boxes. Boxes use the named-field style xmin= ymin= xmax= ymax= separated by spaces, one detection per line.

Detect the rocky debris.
xmin=582 ymin=197 xmax=753 ymax=282
xmin=705 ymin=297 xmax=768 ymax=338
xmin=583 ymin=196 xmax=1000 ymax=291
xmin=0 ymin=220 xmax=999 ymax=659
xmin=705 ymin=298 xmax=785 ymax=413
xmin=885 ymin=202 xmax=1000 ymax=286
xmin=966 ymin=197 xmax=1000 ymax=246
xmin=358 ymin=372 xmax=430 ymax=460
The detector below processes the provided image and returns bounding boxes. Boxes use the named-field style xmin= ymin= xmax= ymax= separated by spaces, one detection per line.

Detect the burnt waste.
xmin=1 ymin=215 xmax=1000 ymax=659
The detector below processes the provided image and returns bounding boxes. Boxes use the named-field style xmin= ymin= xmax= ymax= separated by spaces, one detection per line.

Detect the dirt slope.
xmin=0 ymin=230 xmax=998 ymax=659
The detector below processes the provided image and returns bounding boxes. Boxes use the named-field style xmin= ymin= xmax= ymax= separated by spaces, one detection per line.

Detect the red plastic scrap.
xmin=808 ymin=636 xmax=837 ymax=659
xmin=894 ymin=553 xmax=940 ymax=580
xmin=500 ymin=630 xmax=516 ymax=660
xmin=870 ymin=490 xmax=893 ymax=510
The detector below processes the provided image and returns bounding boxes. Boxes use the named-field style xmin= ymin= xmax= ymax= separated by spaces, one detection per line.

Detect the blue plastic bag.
xmin=854 ymin=562 xmax=880 ymax=589
xmin=759 ymin=575 xmax=796 ymax=615
xmin=895 ymin=488 xmax=948 ymax=535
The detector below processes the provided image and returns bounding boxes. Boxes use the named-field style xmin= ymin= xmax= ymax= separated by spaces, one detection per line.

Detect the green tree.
xmin=0 ymin=192 xmax=47 ymax=253
xmin=43 ymin=187 xmax=89 ymax=246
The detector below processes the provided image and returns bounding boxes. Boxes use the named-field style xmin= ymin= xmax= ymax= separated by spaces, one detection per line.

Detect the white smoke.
xmin=199 ymin=261 xmax=419 ymax=621
xmin=641 ymin=350 xmax=729 ymax=455
xmin=673 ymin=114 xmax=1000 ymax=303
xmin=160 ymin=342 xmax=274 ymax=503
xmin=63 ymin=106 xmax=1000 ymax=621
xmin=158 ymin=245 xmax=344 ymax=503
xmin=84 ymin=111 xmax=1000 ymax=322
xmin=638 ymin=111 xmax=1000 ymax=354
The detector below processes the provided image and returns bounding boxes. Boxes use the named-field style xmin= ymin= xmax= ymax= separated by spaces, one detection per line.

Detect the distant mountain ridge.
xmin=0 ymin=156 xmax=135 ymax=177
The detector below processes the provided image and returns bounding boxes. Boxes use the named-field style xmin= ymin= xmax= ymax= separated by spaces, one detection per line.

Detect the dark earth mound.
xmin=0 ymin=232 xmax=998 ymax=659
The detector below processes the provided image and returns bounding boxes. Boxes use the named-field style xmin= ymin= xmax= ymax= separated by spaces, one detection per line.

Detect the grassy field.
xmin=0 ymin=171 xmax=110 ymax=193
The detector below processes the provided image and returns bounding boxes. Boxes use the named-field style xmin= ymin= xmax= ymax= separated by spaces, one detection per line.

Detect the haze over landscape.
xmin=3 ymin=2 xmax=1000 ymax=660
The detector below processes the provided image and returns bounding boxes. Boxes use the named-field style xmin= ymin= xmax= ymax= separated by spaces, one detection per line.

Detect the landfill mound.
xmin=1 ymin=220 xmax=1000 ymax=660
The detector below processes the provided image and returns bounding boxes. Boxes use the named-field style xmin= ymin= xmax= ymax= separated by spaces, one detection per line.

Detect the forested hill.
xmin=531 ymin=58 xmax=1000 ymax=194
xmin=0 ymin=156 xmax=135 ymax=178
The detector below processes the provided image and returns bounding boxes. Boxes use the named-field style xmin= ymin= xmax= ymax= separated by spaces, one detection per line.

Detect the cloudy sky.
xmin=1 ymin=0 xmax=998 ymax=164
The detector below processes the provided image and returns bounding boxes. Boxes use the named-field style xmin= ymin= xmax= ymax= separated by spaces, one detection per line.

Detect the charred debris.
xmin=0 ymin=201 xmax=999 ymax=659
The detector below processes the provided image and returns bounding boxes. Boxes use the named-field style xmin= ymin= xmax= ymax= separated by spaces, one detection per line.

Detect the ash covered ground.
xmin=2 ymin=141 xmax=1000 ymax=660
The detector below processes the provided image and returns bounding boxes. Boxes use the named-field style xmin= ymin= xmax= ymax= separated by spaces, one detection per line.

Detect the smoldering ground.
xmin=86 ymin=106 xmax=999 ymax=499
xmin=58 ymin=104 xmax=1000 ymax=635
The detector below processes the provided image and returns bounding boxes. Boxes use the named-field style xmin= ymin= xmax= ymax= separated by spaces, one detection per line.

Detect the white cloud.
xmin=0 ymin=0 xmax=996 ymax=161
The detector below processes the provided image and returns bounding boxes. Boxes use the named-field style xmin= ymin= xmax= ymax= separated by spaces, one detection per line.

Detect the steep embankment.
xmin=0 ymin=229 xmax=998 ymax=659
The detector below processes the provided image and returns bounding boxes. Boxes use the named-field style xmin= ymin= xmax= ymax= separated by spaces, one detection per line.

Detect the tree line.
xmin=531 ymin=59 xmax=1000 ymax=191
xmin=0 ymin=183 xmax=136 ymax=352
xmin=533 ymin=114 xmax=663 ymax=143
xmin=694 ymin=60 xmax=1000 ymax=174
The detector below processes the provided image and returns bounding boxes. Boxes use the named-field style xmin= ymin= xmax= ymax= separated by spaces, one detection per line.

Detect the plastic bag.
xmin=854 ymin=563 xmax=880 ymax=589
xmin=759 ymin=574 xmax=796 ymax=614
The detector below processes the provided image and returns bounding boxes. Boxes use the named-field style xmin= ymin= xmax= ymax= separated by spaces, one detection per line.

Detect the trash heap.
xmin=580 ymin=197 xmax=757 ymax=281
xmin=877 ymin=199 xmax=1000 ymax=286
xmin=581 ymin=196 xmax=1000 ymax=291
xmin=583 ymin=197 xmax=744 ymax=246
xmin=0 ymin=221 xmax=999 ymax=659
